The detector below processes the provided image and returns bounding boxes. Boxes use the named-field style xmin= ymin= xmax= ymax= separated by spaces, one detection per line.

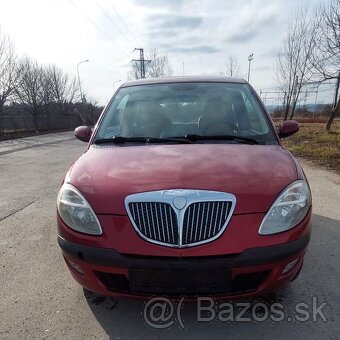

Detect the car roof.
xmin=120 ymin=76 xmax=247 ymax=88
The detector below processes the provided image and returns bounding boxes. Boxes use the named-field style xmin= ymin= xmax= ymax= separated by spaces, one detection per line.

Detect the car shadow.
xmin=84 ymin=213 xmax=339 ymax=339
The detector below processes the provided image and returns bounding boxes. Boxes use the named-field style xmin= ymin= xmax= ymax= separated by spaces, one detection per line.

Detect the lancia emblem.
xmin=172 ymin=196 xmax=187 ymax=210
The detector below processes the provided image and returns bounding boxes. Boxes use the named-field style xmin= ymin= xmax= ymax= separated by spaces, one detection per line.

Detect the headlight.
xmin=259 ymin=180 xmax=311 ymax=235
xmin=57 ymin=183 xmax=102 ymax=235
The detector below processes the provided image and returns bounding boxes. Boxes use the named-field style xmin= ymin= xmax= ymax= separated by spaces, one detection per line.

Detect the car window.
xmin=242 ymin=92 xmax=270 ymax=135
xmin=94 ymin=82 xmax=277 ymax=144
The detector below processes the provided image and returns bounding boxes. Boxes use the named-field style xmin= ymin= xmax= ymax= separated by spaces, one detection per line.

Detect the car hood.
xmin=67 ymin=143 xmax=297 ymax=215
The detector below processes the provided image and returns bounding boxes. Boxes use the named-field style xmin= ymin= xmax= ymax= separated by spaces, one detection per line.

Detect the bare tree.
xmin=128 ymin=61 xmax=142 ymax=80
xmin=0 ymin=27 xmax=16 ymax=114
xmin=275 ymin=10 xmax=317 ymax=120
xmin=128 ymin=49 xmax=173 ymax=79
xmin=44 ymin=64 xmax=79 ymax=115
xmin=14 ymin=57 xmax=46 ymax=128
xmin=311 ymin=0 xmax=340 ymax=131
xmin=221 ymin=55 xmax=240 ymax=77
xmin=147 ymin=49 xmax=173 ymax=78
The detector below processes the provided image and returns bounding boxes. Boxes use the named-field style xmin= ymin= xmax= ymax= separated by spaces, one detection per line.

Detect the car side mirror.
xmin=74 ymin=126 xmax=92 ymax=142
xmin=277 ymin=120 xmax=300 ymax=138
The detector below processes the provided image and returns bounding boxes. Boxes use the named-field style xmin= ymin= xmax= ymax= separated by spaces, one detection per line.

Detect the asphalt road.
xmin=0 ymin=132 xmax=339 ymax=339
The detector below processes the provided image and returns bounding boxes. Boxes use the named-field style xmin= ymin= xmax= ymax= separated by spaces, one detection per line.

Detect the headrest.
xmin=203 ymin=100 xmax=231 ymax=117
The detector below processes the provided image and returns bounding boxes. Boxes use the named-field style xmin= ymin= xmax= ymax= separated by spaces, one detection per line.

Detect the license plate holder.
xmin=129 ymin=267 xmax=231 ymax=295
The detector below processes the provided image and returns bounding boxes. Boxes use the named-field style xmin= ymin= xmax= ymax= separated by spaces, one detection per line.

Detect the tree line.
xmin=221 ymin=0 xmax=340 ymax=131
xmin=1 ymin=0 xmax=339 ymax=132
xmin=276 ymin=0 xmax=340 ymax=131
xmin=0 ymin=26 xmax=82 ymax=121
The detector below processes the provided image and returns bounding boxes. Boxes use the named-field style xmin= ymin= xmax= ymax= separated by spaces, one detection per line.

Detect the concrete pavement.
xmin=0 ymin=132 xmax=339 ymax=339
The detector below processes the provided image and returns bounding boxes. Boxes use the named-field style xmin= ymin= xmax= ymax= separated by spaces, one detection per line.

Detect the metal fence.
xmin=0 ymin=114 xmax=84 ymax=138
xmin=259 ymin=81 xmax=337 ymax=118
xmin=0 ymin=101 xmax=103 ymax=139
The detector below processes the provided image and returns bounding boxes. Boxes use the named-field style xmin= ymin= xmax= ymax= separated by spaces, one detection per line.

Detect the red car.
xmin=57 ymin=76 xmax=312 ymax=299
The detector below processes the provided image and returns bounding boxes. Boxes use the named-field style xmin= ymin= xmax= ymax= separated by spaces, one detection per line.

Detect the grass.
xmin=282 ymin=121 xmax=340 ymax=172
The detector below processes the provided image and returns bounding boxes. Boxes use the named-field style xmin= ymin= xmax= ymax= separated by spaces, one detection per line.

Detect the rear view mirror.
xmin=278 ymin=120 xmax=300 ymax=138
xmin=74 ymin=126 xmax=92 ymax=142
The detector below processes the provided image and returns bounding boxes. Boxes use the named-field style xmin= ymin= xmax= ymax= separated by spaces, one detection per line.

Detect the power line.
xmin=96 ymin=2 xmax=134 ymax=48
xmin=69 ymin=0 xmax=130 ymax=58
xmin=111 ymin=4 xmax=140 ymax=45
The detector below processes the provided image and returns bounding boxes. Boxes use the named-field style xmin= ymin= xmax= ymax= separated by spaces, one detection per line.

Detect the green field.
xmin=282 ymin=121 xmax=340 ymax=172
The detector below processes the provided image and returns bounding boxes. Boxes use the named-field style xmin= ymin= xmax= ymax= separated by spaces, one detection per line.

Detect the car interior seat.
xmin=120 ymin=101 xmax=170 ymax=138
xmin=198 ymin=99 xmax=236 ymax=135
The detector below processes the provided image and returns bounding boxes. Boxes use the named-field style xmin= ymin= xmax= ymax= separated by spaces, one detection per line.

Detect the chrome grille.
xmin=182 ymin=201 xmax=231 ymax=245
xmin=129 ymin=202 xmax=179 ymax=245
xmin=126 ymin=190 xmax=236 ymax=248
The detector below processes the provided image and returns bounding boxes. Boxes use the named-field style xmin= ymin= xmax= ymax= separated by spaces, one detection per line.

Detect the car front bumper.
xmin=58 ymin=233 xmax=310 ymax=299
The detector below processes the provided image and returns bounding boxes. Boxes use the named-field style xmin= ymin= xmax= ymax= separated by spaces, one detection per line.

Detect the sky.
xmin=0 ymin=0 xmax=330 ymax=105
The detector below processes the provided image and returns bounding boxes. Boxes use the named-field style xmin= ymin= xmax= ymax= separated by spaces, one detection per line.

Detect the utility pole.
xmin=313 ymin=84 xmax=320 ymax=118
xmin=247 ymin=53 xmax=254 ymax=82
xmin=132 ymin=48 xmax=151 ymax=78
xmin=76 ymin=59 xmax=89 ymax=125
xmin=77 ymin=59 xmax=89 ymax=103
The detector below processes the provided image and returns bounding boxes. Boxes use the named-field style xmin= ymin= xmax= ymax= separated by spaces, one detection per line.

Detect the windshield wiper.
xmin=94 ymin=135 xmax=259 ymax=145
xmin=183 ymin=134 xmax=259 ymax=145
xmin=93 ymin=136 xmax=193 ymax=144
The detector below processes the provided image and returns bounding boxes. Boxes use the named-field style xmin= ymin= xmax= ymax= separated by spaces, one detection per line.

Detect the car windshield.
xmin=94 ymin=82 xmax=277 ymax=144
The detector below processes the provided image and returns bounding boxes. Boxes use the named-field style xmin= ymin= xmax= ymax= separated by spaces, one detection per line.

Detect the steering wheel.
xmin=137 ymin=123 xmax=165 ymax=138
xmin=200 ymin=122 xmax=238 ymax=136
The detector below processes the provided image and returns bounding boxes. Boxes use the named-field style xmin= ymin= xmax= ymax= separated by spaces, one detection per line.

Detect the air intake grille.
xmin=182 ymin=201 xmax=231 ymax=245
xmin=127 ymin=190 xmax=236 ymax=248
xmin=129 ymin=202 xmax=179 ymax=245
